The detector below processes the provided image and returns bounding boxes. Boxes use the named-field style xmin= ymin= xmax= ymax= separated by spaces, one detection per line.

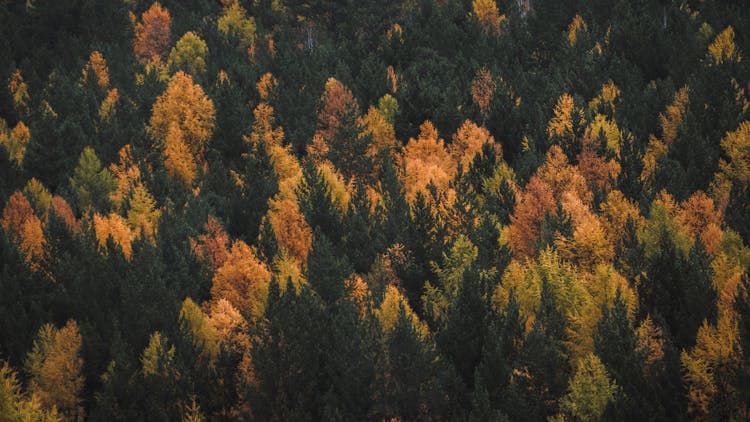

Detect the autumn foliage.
xmin=134 ymin=2 xmax=172 ymax=64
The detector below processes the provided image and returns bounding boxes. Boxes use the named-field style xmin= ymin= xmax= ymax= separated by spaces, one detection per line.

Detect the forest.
xmin=1 ymin=0 xmax=750 ymax=420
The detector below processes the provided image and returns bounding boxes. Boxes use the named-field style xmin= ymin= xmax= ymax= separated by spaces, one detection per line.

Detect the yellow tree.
xmin=266 ymin=197 xmax=312 ymax=266
xmin=6 ymin=121 xmax=30 ymax=166
xmin=191 ymin=215 xmax=230 ymax=271
xmin=708 ymin=26 xmax=742 ymax=66
xmin=109 ymin=145 xmax=141 ymax=211
xmin=126 ymin=183 xmax=160 ymax=242
xmin=400 ymin=120 xmax=457 ymax=203
xmin=211 ymin=240 xmax=272 ymax=321
xmin=93 ymin=212 xmax=134 ymax=260
xmin=450 ymin=119 xmax=497 ymax=168
xmin=149 ymin=72 xmax=215 ymax=186
xmin=81 ymin=51 xmax=110 ymax=88
xmin=472 ymin=0 xmax=504 ymax=36
xmin=134 ymin=2 xmax=172 ymax=64
xmin=25 ymin=320 xmax=84 ymax=421
xmin=641 ymin=87 xmax=689 ymax=187
xmin=1 ymin=191 xmax=45 ymax=266
xmin=51 ymin=196 xmax=79 ymax=233
xmin=471 ymin=67 xmax=496 ymax=120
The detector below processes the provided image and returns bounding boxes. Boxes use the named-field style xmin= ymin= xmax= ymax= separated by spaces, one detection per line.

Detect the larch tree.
xmin=471 ymin=68 xmax=496 ymax=121
xmin=167 ymin=32 xmax=208 ymax=77
xmin=81 ymin=51 xmax=110 ymax=89
xmin=191 ymin=215 xmax=230 ymax=271
xmin=126 ymin=183 xmax=160 ymax=242
xmin=451 ymin=120 xmax=497 ymax=169
xmin=217 ymin=2 xmax=256 ymax=53
xmin=109 ymin=145 xmax=141 ymax=211
xmin=149 ymin=71 xmax=215 ymax=186
xmin=25 ymin=321 xmax=84 ymax=421
xmin=1 ymin=191 xmax=45 ymax=266
xmin=6 ymin=121 xmax=30 ymax=166
xmin=93 ymin=212 xmax=134 ymax=260
xmin=309 ymin=77 xmax=371 ymax=181
xmin=472 ymin=0 xmax=504 ymax=36
xmin=211 ymin=240 xmax=272 ymax=321
xmin=134 ymin=2 xmax=172 ymax=64
xmin=400 ymin=121 xmax=457 ymax=204
xmin=50 ymin=196 xmax=79 ymax=233
xmin=561 ymin=353 xmax=618 ymax=421
xmin=69 ymin=147 xmax=116 ymax=212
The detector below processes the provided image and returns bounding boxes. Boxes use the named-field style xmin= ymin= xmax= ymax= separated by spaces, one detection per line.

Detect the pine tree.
xmin=305 ymin=229 xmax=352 ymax=305
xmin=438 ymin=267 xmax=487 ymax=398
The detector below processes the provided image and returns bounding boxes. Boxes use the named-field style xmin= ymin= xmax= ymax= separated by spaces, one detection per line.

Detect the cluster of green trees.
xmin=1 ymin=0 xmax=750 ymax=420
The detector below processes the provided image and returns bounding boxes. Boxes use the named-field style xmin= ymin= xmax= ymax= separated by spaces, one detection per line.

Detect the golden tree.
xmin=109 ymin=144 xmax=141 ymax=211
xmin=472 ymin=0 xmax=504 ymax=36
xmin=191 ymin=215 xmax=230 ymax=271
xmin=6 ymin=121 xmax=30 ymax=166
xmin=126 ymin=183 xmax=160 ymax=242
xmin=8 ymin=70 xmax=30 ymax=111
xmin=81 ymin=51 xmax=110 ymax=88
xmin=150 ymin=71 xmax=215 ymax=159
xmin=134 ymin=2 xmax=172 ymax=64
xmin=400 ymin=120 xmax=457 ymax=203
xmin=51 ymin=195 xmax=80 ymax=233
xmin=641 ymin=87 xmax=689 ymax=186
xmin=149 ymin=72 xmax=214 ymax=186
xmin=708 ymin=26 xmax=742 ymax=66
xmin=450 ymin=119 xmax=497 ymax=168
xmin=266 ymin=197 xmax=312 ymax=265
xmin=567 ymin=15 xmax=587 ymax=46
xmin=471 ymin=67 xmax=496 ymax=120
xmin=376 ymin=285 xmax=429 ymax=338
xmin=256 ymin=72 xmax=278 ymax=101
xmin=93 ymin=212 xmax=134 ymax=260
xmin=25 ymin=320 xmax=84 ymax=420
xmin=211 ymin=240 xmax=272 ymax=321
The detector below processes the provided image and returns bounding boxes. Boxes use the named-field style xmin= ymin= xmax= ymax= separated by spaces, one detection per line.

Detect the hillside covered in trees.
xmin=1 ymin=0 xmax=750 ymax=420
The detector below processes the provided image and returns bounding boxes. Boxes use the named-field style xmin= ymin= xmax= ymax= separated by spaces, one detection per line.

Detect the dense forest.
xmin=1 ymin=0 xmax=750 ymax=420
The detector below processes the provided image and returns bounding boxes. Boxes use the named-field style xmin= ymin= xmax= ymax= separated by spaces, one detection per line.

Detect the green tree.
xmin=305 ymin=229 xmax=352 ymax=305
xmin=561 ymin=353 xmax=618 ymax=421
xmin=168 ymin=32 xmax=208 ymax=77
xmin=69 ymin=147 xmax=115 ymax=212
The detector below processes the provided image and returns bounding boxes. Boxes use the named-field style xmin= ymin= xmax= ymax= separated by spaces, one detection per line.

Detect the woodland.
xmin=1 ymin=0 xmax=750 ymax=420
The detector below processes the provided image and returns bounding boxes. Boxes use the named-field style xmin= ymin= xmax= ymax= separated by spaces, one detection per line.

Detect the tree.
xmin=717 ymin=121 xmax=750 ymax=242
xmin=126 ymin=184 xmax=160 ymax=242
xmin=69 ymin=147 xmax=115 ymax=211
xmin=400 ymin=121 xmax=457 ymax=204
xmin=5 ymin=121 xmax=30 ymax=166
xmin=149 ymin=71 xmax=215 ymax=176
xmin=561 ymin=353 xmax=618 ymax=421
xmin=305 ymin=229 xmax=352 ymax=305
xmin=25 ymin=321 xmax=84 ymax=421
xmin=471 ymin=68 xmax=497 ymax=121
xmin=472 ymin=0 xmax=504 ymax=36
xmin=309 ymin=78 xmax=371 ymax=181
xmin=93 ymin=212 xmax=134 ymax=260
xmin=379 ymin=305 xmax=452 ymax=420
xmin=211 ymin=240 xmax=271 ymax=321
xmin=506 ymin=279 xmax=570 ymax=420
xmin=134 ymin=2 xmax=172 ymax=64
xmin=168 ymin=32 xmax=208 ymax=77
xmin=438 ymin=267 xmax=488 ymax=402
xmin=81 ymin=51 xmax=109 ymax=89
xmin=217 ymin=2 xmax=256 ymax=52
xmin=250 ymin=280 xmax=327 ymax=420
